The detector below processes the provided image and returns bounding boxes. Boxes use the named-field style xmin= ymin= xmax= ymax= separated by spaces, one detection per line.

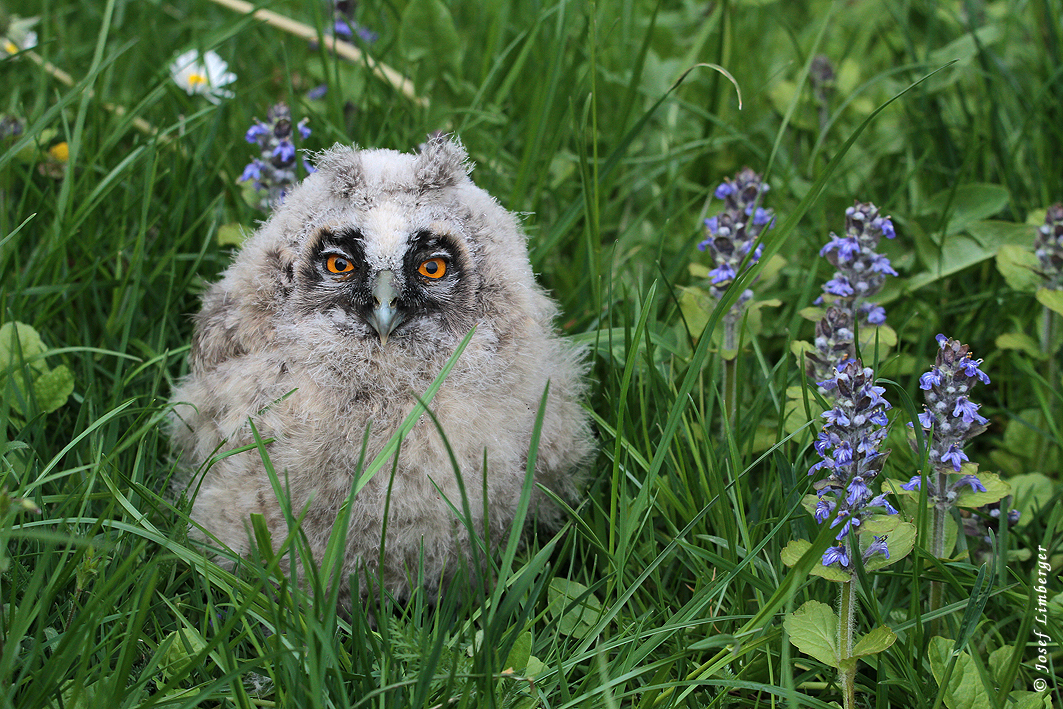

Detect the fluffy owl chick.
xmin=170 ymin=136 xmax=593 ymax=604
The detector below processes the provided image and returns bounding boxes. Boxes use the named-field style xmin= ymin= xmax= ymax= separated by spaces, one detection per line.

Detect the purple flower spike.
xmin=915 ymin=335 xmax=992 ymax=507
xmin=697 ymin=168 xmax=774 ymax=316
xmin=807 ymin=359 xmax=893 ymax=576
xmin=240 ymin=102 xmax=312 ymax=211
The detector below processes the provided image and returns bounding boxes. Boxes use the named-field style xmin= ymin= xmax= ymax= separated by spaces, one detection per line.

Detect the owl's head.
xmin=234 ymin=135 xmax=545 ymax=354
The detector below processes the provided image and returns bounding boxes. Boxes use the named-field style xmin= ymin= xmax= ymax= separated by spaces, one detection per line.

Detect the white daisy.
xmin=3 ymin=16 xmax=39 ymax=56
xmin=170 ymin=49 xmax=236 ymax=104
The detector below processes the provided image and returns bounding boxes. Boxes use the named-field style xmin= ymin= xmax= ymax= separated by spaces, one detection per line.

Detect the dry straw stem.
xmin=23 ymin=49 xmax=163 ymax=140
xmin=206 ymin=0 xmax=428 ymax=108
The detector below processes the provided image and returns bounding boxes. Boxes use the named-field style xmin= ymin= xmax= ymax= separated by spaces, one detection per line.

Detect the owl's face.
xmin=256 ymin=137 xmax=526 ymax=351
xmin=295 ymin=221 xmax=475 ymax=344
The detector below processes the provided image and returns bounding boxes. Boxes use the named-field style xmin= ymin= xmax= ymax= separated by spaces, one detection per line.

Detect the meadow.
xmin=1 ymin=0 xmax=1062 ymax=707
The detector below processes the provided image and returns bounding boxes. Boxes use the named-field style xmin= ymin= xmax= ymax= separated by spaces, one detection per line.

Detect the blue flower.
xmin=864 ymin=535 xmax=890 ymax=560
xmin=822 ymin=408 xmax=851 ymax=426
xmin=814 ymin=498 xmax=835 ymax=523
xmin=961 ymin=358 xmax=990 ymax=384
xmin=832 ymin=514 xmax=860 ymax=540
xmin=918 ymin=410 xmax=935 ymax=429
xmin=750 ymin=207 xmax=774 ymax=227
xmin=919 ymin=368 xmax=942 ymax=390
xmin=864 ymin=304 xmax=886 ymax=325
xmin=307 ymin=84 xmax=328 ymax=100
xmin=272 ymin=139 xmax=296 ymax=162
xmin=846 ymin=477 xmax=869 ymax=506
xmin=239 ymin=160 xmax=263 ymax=182
xmin=867 ymin=494 xmax=899 ymax=515
xmin=820 ymin=234 xmax=862 ymax=261
xmin=870 ymin=254 xmax=897 ymax=276
xmin=824 ymin=277 xmax=855 ymax=297
xmin=245 ymin=123 xmax=270 ymax=144
xmin=715 ymin=182 xmax=736 ymax=199
xmin=808 ymin=457 xmax=836 ymax=476
xmin=953 ymin=475 xmax=986 ymax=493
xmin=709 ymin=263 xmax=736 ymax=284
xmin=334 ymin=18 xmax=353 ymax=37
xmin=241 ymin=102 xmax=311 ymax=211
xmin=868 ymin=410 xmax=889 ymax=427
xmin=936 ymin=333 xmax=949 ymax=348
xmin=901 ymin=474 xmax=922 ymax=491
xmin=877 ymin=217 xmax=896 ymax=239
xmin=823 ymin=546 xmax=850 ymax=567
xmin=814 ymin=430 xmax=834 ymax=455
xmin=940 ymin=444 xmax=969 ymax=472
xmin=952 ymin=396 xmax=984 ymax=424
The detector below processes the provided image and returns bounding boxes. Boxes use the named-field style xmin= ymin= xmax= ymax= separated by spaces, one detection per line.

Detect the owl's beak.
xmin=369 ymin=270 xmax=404 ymax=344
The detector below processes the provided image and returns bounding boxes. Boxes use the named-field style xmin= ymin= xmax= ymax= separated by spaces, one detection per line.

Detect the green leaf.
xmin=863 ymin=520 xmax=916 ymax=570
xmin=780 ymin=539 xmax=849 ymax=582
xmin=924 ymin=185 xmax=1010 ymax=237
xmin=0 ymin=321 xmax=73 ymax=417
xmin=996 ymin=244 xmax=1041 ymax=293
xmin=1036 ymin=288 xmax=1063 ymax=316
xmin=909 ymin=219 xmax=1034 ymax=291
xmin=851 ymin=625 xmax=897 ymax=659
xmin=524 ymin=655 xmax=547 ymax=678
xmin=996 ymin=332 xmax=1046 ymax=359
xmin=547 ymin=578 xmax=603 ymax=638
xmin=32 ymin=364 xmax=74 ymax=414
xmin=399 ymin=0 xmax=461 ymax=86
xmin=0 ymin=321 xmax=47 ymax=368
xmin=1008 ymin=473 xmax=1058 ymax=527
xmin=1003 ymin=410 xmax=1061 ymax=472
xmin=954 ymin=470 xmax=1009 ymax=508
xmin=928 ymin=636 xmax=993 ymax=709
xmin=158 ymin=627 xmax=208 ymax=682
xmin=504 ymin=631 xmax=532 ymax=673
xmin=784 ymin=600 xmax=840 ymax=669
xmin=987 ymin=644 xmax=1017 ymax=687
xmin=925 ymin=25 xmax=1004 ymax=91
xmin=1006 ymin=692 xmax=1047 ymax=709
xmin=217 ymin=222 xmax=252 ymax=247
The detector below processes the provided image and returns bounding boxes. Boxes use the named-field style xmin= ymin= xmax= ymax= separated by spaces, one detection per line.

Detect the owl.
xmin=169 ymin=135 xmax=593 ymax=605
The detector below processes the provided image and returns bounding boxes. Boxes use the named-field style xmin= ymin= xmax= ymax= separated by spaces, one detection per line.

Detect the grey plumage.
xmin=169 ymin=136 xmax=593 ymax=604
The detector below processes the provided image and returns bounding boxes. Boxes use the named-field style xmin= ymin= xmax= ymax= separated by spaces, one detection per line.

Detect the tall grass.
xmin=2 ymin=0 xmax=1061 ymax=707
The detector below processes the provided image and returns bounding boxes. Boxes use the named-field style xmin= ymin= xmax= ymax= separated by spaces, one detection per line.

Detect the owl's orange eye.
xmin=418 ymin=258 xmax=447 ymax=279
xmin=326 ymin=254 xmax=355 ymax=275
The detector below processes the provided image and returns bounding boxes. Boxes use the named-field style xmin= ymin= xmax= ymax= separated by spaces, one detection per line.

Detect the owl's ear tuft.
xmin=316 ymin=145 xmax=365 ymax=198
xmin=414 ymin=134 xmax=472 ymax=191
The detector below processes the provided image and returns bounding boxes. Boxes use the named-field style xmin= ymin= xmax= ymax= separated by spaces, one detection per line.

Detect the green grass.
xmin=2 ymin=0 xmax=1062 ymax=706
